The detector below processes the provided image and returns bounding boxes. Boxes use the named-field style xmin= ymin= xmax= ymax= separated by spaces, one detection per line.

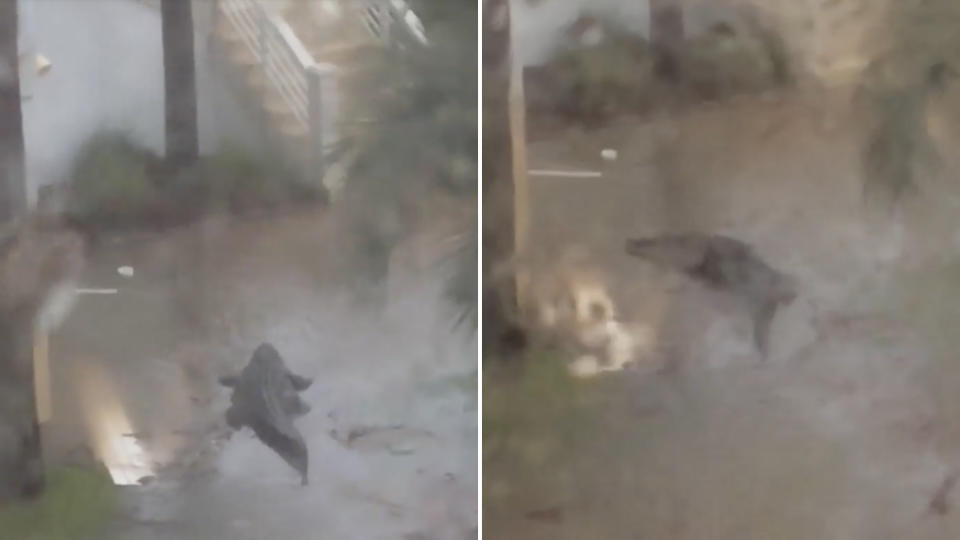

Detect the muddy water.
xmin=485 ymin=92 xmax=960 ymax=538
xmin=42 ymin=209 xmax=476 ymax=539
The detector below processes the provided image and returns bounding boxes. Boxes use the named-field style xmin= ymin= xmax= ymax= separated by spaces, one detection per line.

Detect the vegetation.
xmin=677 ymin=20 xmax=784 ymax=100
xmin=528 ymin=17 xmax=787 ymax=127
xmin=65 ymin=131 xmax=323 ymax=232
xmin=483 ymin=347 xmax=598 ymax=513
xmin=0 ymin=465 xmax=117 ymax=540
xmin=542 ymin=23 xmax=659 ymax=126
xmin=332 ymin=0 xmax=477 ymax=325
xmin=856 ymin=0 xmax=960 ymax=207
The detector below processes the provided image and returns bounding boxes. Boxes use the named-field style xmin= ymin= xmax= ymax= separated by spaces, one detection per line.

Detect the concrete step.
xmin=226 ymin=39 xmax=261 ymax=68
xmin=284 ymin=3 xmax=377 ymax=49
xmin=262 ymin=92 xmax=301 ymax=122
xmin=276 ymin=121 xmax=311 ymax=158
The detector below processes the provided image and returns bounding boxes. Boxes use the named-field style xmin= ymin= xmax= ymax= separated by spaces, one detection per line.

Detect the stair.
xmin=209 ymin=0 xmax=389 ymax=197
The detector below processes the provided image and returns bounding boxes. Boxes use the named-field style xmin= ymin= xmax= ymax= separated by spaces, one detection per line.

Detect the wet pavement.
xmin=43 ymin=210 xmax=476 ymax=539
xmin=485 ymin=94 xmax=960 ymax=538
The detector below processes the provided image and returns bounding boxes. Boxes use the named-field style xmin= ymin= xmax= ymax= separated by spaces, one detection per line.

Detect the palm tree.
xmin=0 ymin=0 xmax=27 ymax=220
xmin=0 ymin=0 xmax=45 ymax=502
xmin=161 ymin=0 xmax=199 ymax=169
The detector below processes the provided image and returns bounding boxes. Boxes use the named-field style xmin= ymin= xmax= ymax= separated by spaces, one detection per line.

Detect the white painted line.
xmin=528 ymin=169 xmax=603 ymax=178
xmin=76 ymin=288 xmax=119 ymax=295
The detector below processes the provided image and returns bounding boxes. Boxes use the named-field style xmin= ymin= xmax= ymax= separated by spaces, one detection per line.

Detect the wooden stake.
xmin=33 ymin=332 xmax=51 ymax=424
xmin=508 ymin=9 xmax=530 ymax=315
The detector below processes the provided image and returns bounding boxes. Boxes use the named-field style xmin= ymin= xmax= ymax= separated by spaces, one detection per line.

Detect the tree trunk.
xmin=0 ymin=1 xmax=44 ymax=503
xmin=0 ymin=0 xmax=27 ymax=221
xmin=650 ymin=0 xmax=685 ymax=80
xmin=0 ymin=315 xmax=44 ymax=501
xmin=482 ymin=0 xmax=525 ymax=356
xmin=161 ymin=0 xmax=199 ymax=169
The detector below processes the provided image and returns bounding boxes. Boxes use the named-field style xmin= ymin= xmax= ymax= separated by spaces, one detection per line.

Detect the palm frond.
xmin=857 ymin=0 xmax=960 ymax=205
xmin=334 ymin=0 xmax=477 ymax=328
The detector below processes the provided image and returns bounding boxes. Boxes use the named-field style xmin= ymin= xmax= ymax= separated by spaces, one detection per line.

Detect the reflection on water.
xmin=74 ymin=358 xmax=154 ymax=486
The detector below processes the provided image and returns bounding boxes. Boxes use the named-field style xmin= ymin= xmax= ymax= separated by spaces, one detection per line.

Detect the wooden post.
xmin=483 ymin=0 xmax=529 ymax=353
xmin=508 ymin=21 xmax=530 ymax=317
xmin=33 ymin=333 xmax=51 ymax=424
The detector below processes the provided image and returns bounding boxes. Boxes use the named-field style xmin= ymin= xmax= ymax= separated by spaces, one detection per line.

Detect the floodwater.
xmin=485 ymin=90 xmax=960 ymax=539
xmin=43 ymin=209 xmax=477 ymax=540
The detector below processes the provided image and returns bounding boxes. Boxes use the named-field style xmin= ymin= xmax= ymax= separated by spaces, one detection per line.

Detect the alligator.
xmin=625 ymin=233 xmax=797 ymax=358
xmin=219 ymin=343 xmax=313 ymax=485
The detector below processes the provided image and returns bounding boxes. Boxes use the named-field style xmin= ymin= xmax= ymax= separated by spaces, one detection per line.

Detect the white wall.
xmin=19 ymin=0 xmax=258 ymax=207
xmin=510 ymin=0 xmax=651 ymax=66
xmin=510 ymin=0 xmax=763 ymax=67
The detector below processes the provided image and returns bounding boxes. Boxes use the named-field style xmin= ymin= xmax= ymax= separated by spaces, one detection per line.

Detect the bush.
xmin=529 ymin=17 xmax=788 ymax=126
xmin=536 ymin=22 xmax=659 ymax=126
xmin=678 ymin=22 xmax=781 ymax=100
xmin=66 ymin=132 xmax=325 ymax=231
xmin=66 ymin=132 xmax=162 ymax=229
xmin=0 ymin=465 xmax=118 ymax=540
xmin=199 ymin=144 xmax=321 ymax=215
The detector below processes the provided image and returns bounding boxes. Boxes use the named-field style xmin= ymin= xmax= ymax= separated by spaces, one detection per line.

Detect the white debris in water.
xmin=569 ymin=355 xmax=602 ymax=378
xmin=75 ymin=359 xmax=155 ymax=486
xmin=76 ymin=288 xmax=119 ymax=295
xmin=106 ymin=435 xmax=153 ymax=486
xmin=117 ymin=266 xmax=134 ymax=278
xmin=601 ymin=148 xmax=618 ymax=161
xmin=607 ymin=322 xmax=651 ymax=370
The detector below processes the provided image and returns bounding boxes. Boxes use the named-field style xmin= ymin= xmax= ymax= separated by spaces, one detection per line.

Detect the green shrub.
xmin=678 ymin=22 xmax=780 ymax=100
xmin=66 ymin=132 xmax=324 ymax=230
xmin=541 ymin=23 xmax=659 ymax=125
xmin=66 ymin=132 xmax=161 ymax=228
xmin=532 ymin=18 xmax=787 ymax=125
xmin=0 ymin=465 xmax=118 ymax=540
xmin=201 ymin=144 xmax=318 ymax=215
